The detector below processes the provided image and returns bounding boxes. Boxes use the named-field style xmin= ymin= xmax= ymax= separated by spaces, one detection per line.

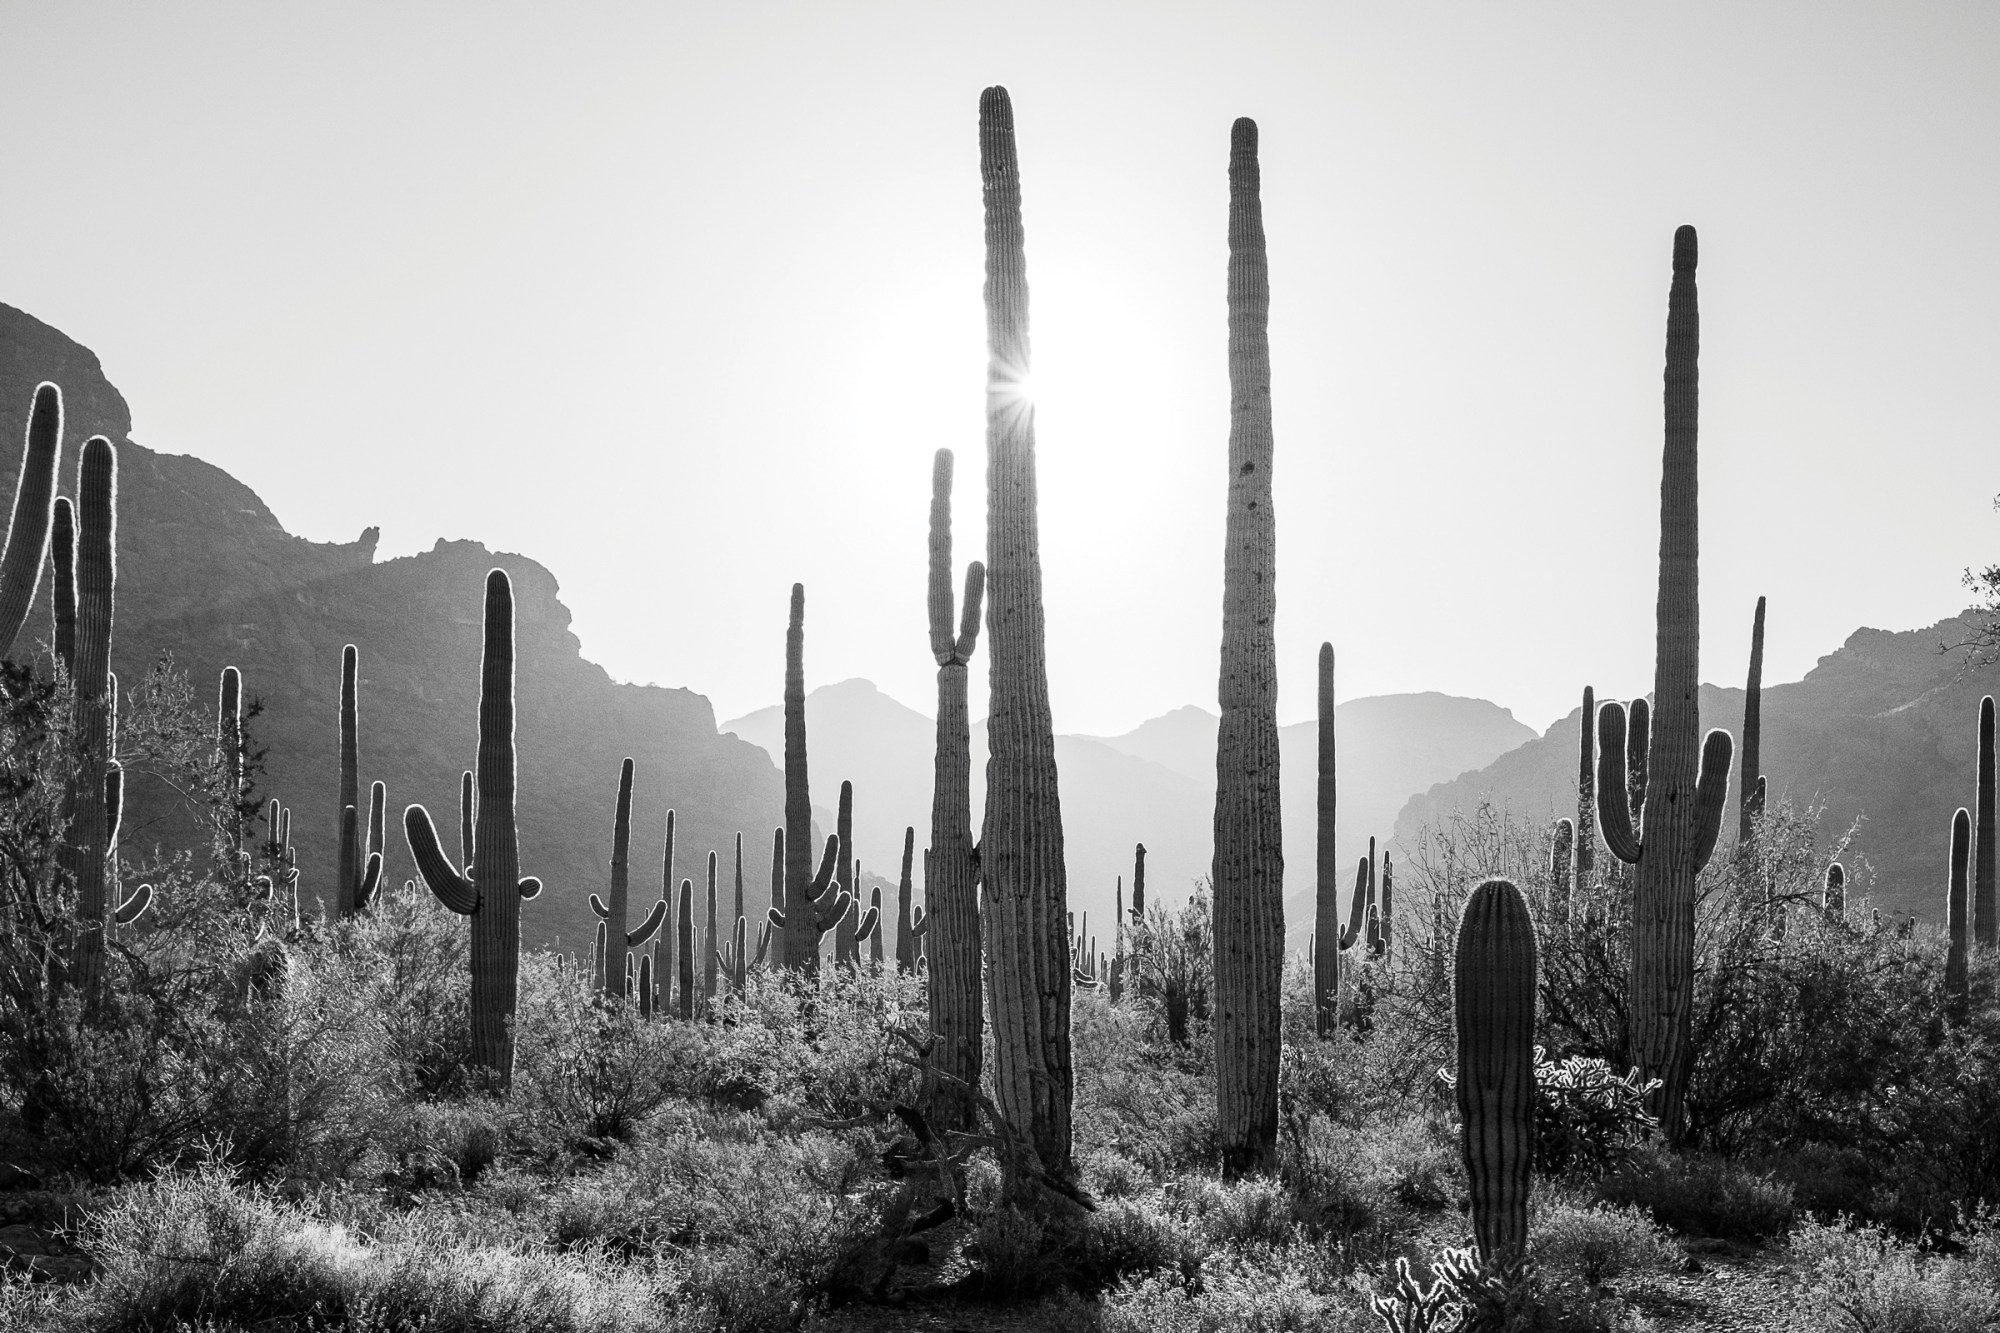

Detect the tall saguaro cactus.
xmin=895 ymin=826 xmax=926 ymax=974
xmin=336 ymin=644 xmax=363 ymax=913
xmin=1977 ymin=697 xmax=1996 ymax=947
xmin=403 ymin=569 xmax=543 ymax=1088
xmin=1739 ymin=598 xmax=1767 ymax=846
xmin=1575 ymin=686 xmax=1595 ymax=882
xmin=1314 ymin=642 xmax=1339 ymax=1038
xmin=978 ymin=86 xmax=1074 ymax=1188
xmin=927 ymin=446 xmax=985 ymax=1124
xmin=1455 ymin=877 xmax=1538 ymax=1264
xmin=1212 ymin=116 xmax=1285 ymax=1177
xmin=588 ymin=758 xmax=666 ymax=998
xmin=0 ymin=383 xmax=61 ymax=660
xmin=62 ymin=437 xmax=120 ymax=992
xmin=1947 ymin=807 xmax=1971 ymax=1011
xmin=835 ymin=780 xmax=859 ymax=967
xmin=780 ymin=583 xmax=831 ymax=974
xmin=218 ymin=666 xmax=245 ymax=852
xmin=1595 ymin=227 xmax=1735 ymax=1143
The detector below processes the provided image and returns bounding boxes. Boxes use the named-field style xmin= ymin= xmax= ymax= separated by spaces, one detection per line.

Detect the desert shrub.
xmin=375 ymin=1097 xmax=505 ymax=1190
xmin=1790 ymin=1214 xmax=2000 ymax=1332
xmin=337 ymin=877 xmax=473 ymax=1098
xmin=1126 ymin=886 xmax=1214 ymax=1048
xmin=971 ymin=1196 xmax=1196 ymax=1299
xmin=1596 ymin=1146 xmax=1795 ymax=1241
xmin=1530 ymin=1194 xmax=1679 ymax=1293
xmin=1281 ymin=1110 xmax=1457 ymax=1245
xmin=1531 ymin=1051 xmax=1659 ymax=1179
xmin=1098 ymin=1245 xmax=1367 ymax=1332
xmin=1074 ymin=988 xmax=1217 ymax=1175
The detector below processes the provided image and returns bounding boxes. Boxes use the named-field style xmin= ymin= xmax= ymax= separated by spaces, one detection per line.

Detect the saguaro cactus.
xmin=336 ymin=644 xmax=364 ymax=914
xmin=780 ymin=583 xmax=828 ymax=974
xmin=767 ymin=825 xmax=783 ymax=962
xmin=218 ymin=666 xmax=245 ymax=852
xmin=894 ymin=827 xmax=926 ymax=974
xmin=1132 ymin=843 xmax=1147 ymax=920
xmin=677 ymin=877 xmax=695 ymax=1020
xmin=1212 ymin=114 xmax=1285 ymax=1179
xmin=659 ymin=809 xmax=678 ymax=995
xmin=926 ymin=446 xmax=985 ymax=1124
xmin=1314 ymin=642 xmax=1339 ymax=1038
xmin=1595 ymin=227 xmax=1736 ymax=1143
xmin=1977 ymin=697 xmax=1996 ymax=947
xmin=587 ymin=759 xmax=666 ymax=998
xmin=767 ymin=833 xmax=853 ymax=963
xmin=1948 ymin=808 xmax=1971 ymax=1011
xmin=978 ymin=87 xmax=1074 ymax=1188
xmin=835 ymin=780 xmax=859 ymax=967
xmin=1455 ymin=877 xmax=1538 ymax=1264
xmin=0 ymin=383 xmax=61 ymax=659
xmin=1739 ymin=598 xmax=1767 ymax=846
xmin=1823 ymin=862 xmax=1846 ymax=917
xmin=704 ymin=851 xmax=720 ymax=1009
xmin=51 ymin=496 xmax=74 ymax=670
xmin=1550 ymin=819 xmax=1574 ymax=923
xmin=61 ymin=437 xmax=120 ymax=992
xmin=403 ymin=569 xmax=543 ymax=1088
xmin=1575 ymin=686 xmax=1595 ymax=881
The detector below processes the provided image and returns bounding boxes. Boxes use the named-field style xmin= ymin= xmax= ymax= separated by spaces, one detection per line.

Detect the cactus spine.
xmin=1575 ymin=686 xmax=1595 ymax=881
xmin=0 ymin=383 xmax=60 ymax=659
xmin=1314 ymin=642 xmax=1339 ymax=1038
xmin=1977 ymin=696 xmax=1996 ymax=947
xmin=61 ymin=437 xmax=120 ymax=992
xmin=978 ymin=86 xmax=1075 ymax=1187
xmin=1594 ymin=228 xmax=1735 ymax=1143
xmin=1739 ymin=597 xmax=1767 ymax=846
xmin=587 ymin=759 xmax=666 ymax=998
xmin=927 ymin=441 xmax=986 ymax=1124
xmin=402 ymin=569 xmax=541 ymax=1088
xmin=1211 ymin=114 xmax=1285 ymax=1179
xmin=1455 ymin=877 xmax=1538 ymax=1264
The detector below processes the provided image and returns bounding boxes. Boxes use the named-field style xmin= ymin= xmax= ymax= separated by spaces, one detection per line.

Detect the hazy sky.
xmin=1 ymin=3 xmax=1995 ymax=737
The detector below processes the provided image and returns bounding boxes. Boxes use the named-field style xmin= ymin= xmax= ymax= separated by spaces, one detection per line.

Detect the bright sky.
xmin=1 ymin=3 xmax=1994 ymax=736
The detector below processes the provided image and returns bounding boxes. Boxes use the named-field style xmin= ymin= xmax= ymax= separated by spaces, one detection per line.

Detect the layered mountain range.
xmin=0 ymin=296 xmax=1984 ymax=958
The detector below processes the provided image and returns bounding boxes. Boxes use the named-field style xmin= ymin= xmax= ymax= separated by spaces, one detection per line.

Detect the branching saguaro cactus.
xmin=1948 ymin=808 xmax=1971 ymax=1012
xmin=1314 ymin=642 xmax=1340 ymax=1038
xmin=895 ymin=826 xmax=927 ymax=974
xmin=0 ymin=383 xmax=62 ymax=660
xmin=1212 ymin=115 xmax=1285 ymax=1179
xmin=1575 ymin=686 xmax=1597 ymax=882
xmin=1977 ymin=696 xmax=1995 ymax=947
xmin=588 ymin=759 xmax=666 ymax=999
xmin=927 ymin=447 xmax=985 ymax=1125
xmin=1455 ymin=877 xmax=1538 ymax=1264
xmin=1595 ymin=227 xmax=1735 ymax=1143
xmin=61 ymin=437 xmax=123 ymax=992
xmin=767 ymin=833 xmax=853 ymax=965
xmin=978 ymin=86 xmax=1075 ymax=1189
xmin=1739 ymin=598 xmax=1767 ymax=847
xmin=403 ymin=570 xmax=542 ymax=1088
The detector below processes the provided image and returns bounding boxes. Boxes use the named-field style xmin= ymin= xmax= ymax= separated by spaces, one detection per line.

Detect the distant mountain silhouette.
xmin=727 ymin=684 xmax=1536 ymax=950
xmin=1395 ymin=616 xmax=2000 ymax=922
xmin=0 ymin=300 xmax=786 ymax=957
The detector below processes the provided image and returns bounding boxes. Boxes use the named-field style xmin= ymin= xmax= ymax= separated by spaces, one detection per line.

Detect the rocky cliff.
xmin=0 ymin=301 xmax=785 ymax=955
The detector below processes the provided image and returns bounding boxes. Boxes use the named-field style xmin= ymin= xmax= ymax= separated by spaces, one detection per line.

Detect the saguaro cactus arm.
xmin=1687 ymin=729 xmax=1735 ymax=872
xmin=1596 ymin=702 xmax=1643 ymax=864
xmin=0 ymin=382 xmax=62 ymax=658
xmin=405 ymin=805 xmax=478 ymax=915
